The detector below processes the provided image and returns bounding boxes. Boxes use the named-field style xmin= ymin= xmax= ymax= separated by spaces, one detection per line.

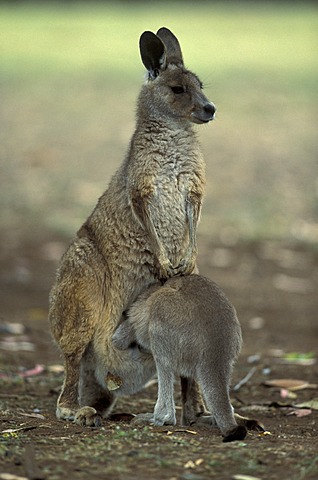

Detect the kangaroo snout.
xmin=192 ymin=101 xmax=216 ymax=124
xmin=204 ymin=102 xmax=216 ymax=119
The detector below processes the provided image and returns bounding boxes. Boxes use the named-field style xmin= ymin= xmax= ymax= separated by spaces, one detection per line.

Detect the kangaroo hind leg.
xmin=198 ymin=370 xmax=247 ymax=442
xmin=75 ymin=343 xmax=116 ymax=426
xmin=49 ymin=240 xmax=106 ymax=425
xmin=132 ymin=360 xmax=176 ymax=427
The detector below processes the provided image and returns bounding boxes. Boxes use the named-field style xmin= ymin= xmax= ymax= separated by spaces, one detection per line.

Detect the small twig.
xmin=233 ymin=367 xmax=257 ymax=392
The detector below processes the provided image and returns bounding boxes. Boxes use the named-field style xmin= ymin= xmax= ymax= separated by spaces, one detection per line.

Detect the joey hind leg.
xmin=132 ymin=362 xmax=176 ymax=427
xmin=198 ymin=372 xmax=247 ymax=442
xmin=192 ymin=410 xmax=265 ymax=434
xmin=153 ymin=362 xmax=176 ymax=425
xmin=206 ymin=387 xmax=246 ymax=442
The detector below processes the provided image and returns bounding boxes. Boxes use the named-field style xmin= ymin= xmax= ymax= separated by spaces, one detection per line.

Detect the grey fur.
xmin=112 ymin=275 xmax=247 ymax=441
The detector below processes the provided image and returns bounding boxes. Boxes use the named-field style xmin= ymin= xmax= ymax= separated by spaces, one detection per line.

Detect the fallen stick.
xmin=233 ymin=367 xmax=257 ymax=392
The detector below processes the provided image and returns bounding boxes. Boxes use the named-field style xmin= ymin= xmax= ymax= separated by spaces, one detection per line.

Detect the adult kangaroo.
xmin=49 ymin=27 xmax=215 ymax=426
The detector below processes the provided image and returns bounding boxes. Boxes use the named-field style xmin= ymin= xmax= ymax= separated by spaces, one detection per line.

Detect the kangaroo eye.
xmin=171 ymin=86 xmax=185 ymax=94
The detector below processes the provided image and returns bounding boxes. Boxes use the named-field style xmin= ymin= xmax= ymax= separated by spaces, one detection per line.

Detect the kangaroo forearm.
xmin=184 ymin=191 xmax=202 ymax=259
xmin=131 ymin=189 xmax=170 ymax=265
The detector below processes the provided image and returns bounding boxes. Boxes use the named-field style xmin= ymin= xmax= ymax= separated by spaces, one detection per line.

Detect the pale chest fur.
xmin=151 ymin=155 xmax=201 ymax=256
xmin=128 ymin=127 xmax=205 ymax=263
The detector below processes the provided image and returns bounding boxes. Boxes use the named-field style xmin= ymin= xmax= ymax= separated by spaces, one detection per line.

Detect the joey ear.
xmin=156 ymin=27 xmax=183 ymax=66
xmin=139 ymin=31 xmax=166 ymax=80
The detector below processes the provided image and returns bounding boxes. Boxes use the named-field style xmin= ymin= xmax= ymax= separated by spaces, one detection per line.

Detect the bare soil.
xmin=0 ymin=235 xmax=317 ymax=480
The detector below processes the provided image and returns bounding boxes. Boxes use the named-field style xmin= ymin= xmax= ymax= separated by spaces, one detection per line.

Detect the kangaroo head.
xmin=139 ymin=27 xmax=216 ymax=125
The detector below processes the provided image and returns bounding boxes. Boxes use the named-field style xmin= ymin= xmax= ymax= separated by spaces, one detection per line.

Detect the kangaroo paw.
xmin=56 ymin=405 xmax=76 ymax=422
xmin=131 ymin=412 xmax=156 ymax=426
xmin=74 ymin=406 xmax=102 ymax=427
xmin=222 ymin=425 xmax=247 ymax=443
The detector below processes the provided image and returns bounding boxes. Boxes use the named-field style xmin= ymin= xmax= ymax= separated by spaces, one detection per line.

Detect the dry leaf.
xmin=175 ymin=429 xmax=197 ymax=435
xmin=47 ymin=364 xmax=64 ymax=374
xmin=0 ymin=474 xmax=29 ymax=480
xmin=287 ymin=409 xmax=312 ymax=417
xmin=166 ymin=429 xmax=197 ymax=436
xmin=263 ymin=379 xmax=317 ymax=391
xmin=295 ymin=398 xmax=318 ymax=410
xmin=18 ymin=412 xmax=45 ymax=420
xmin=1 ymin=426 xmax=37 ymax=434
xmin=233 ymin=476 xmax=261 ymax=480
xmin=184 ymin=458 xmax=204 ymax=469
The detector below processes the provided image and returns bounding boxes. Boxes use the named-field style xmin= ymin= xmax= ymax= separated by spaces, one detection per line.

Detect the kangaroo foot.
xmin=74 ymin=406 xmax=102 ymax=427
xmin=56 ymin=404 xmax=77 ymax=422
xmin=223 ymin=425 xmax=247 ymax=443
xmin=131 ymin=412 xmax=155 ymax=426
xmin=192 ymin=413 xmax=265 ymax=433
xmin=131 ymin=412 xmax=175 ymax=427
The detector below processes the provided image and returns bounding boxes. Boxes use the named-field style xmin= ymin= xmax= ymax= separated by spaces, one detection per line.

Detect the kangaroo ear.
xmin=156 ymin=27 xmax=183 ymax=66
xmin=139 ymin=31 xmax=166 ymax=80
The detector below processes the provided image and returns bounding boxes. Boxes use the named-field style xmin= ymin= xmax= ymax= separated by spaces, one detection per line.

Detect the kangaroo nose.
xmin=204 ymin=103 xmax=216 ymax=118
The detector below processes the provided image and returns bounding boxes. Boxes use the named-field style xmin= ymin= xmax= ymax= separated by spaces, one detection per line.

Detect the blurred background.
xmin=1 ymin=0 xmax=317 ymax=248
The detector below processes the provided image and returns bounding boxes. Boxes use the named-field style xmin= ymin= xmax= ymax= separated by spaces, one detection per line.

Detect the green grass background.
xmin=1 ymin=1 xmax=317 ymax=243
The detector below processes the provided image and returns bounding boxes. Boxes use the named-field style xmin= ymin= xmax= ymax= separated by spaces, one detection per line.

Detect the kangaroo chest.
xmin=150 ymin=156 xmax=198 ymax=252
xmin=153 ymin=159 xmax=192 ymax=210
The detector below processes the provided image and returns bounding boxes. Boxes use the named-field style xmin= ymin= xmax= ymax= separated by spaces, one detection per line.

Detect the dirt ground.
xmin=0 ymin=235 xmax=317 ymax=480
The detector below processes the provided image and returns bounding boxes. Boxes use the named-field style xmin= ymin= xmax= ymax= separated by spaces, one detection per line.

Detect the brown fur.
xmin=49 ymin=27 xmax=215 ymax=425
